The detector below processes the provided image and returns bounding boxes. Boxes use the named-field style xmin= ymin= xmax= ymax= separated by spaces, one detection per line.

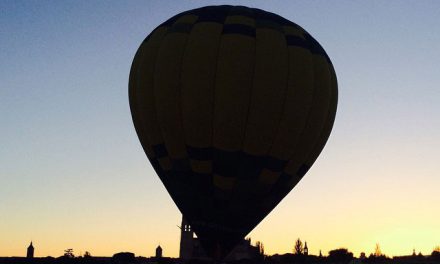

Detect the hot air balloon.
xmin=129 ymin=5 xmax=337 ymax=259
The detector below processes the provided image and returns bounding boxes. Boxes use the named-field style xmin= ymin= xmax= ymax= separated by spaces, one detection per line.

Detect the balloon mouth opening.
xmin=199 ymin=240 xmax=240 ymax=261
xmin=190 ymin=220 xmax=249 ymax=260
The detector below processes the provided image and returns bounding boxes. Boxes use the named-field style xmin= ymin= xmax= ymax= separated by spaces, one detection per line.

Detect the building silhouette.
xmin=26 ymin=242 xmax=34 ymax=259
xmin=179 ymin=216 xmax=259 ymax=261
xmin=179 ymin=217 xmax=194 ymax=260
xmin=155 ymin=245 xmax=162 ymax=258
xmin=304 ymin=242 xmax=308 ymax=256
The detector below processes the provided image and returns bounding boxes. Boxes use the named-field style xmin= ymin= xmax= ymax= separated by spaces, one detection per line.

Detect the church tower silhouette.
xmin=179 ymin=216 xmax=194 ymax=259
xmin=156 ymin=245 xmax=163 ymax=258
xmin=304 ymin=241 xmax=308 ymax=256
xmin=27 ymin=241 xmax=34 ymax=259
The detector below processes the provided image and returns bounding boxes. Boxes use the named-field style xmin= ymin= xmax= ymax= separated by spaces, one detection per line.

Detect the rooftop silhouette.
xmin=1 ymin=238 xmax=439 ymax=264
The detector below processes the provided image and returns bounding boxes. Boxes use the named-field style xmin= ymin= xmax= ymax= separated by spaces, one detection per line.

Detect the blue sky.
xmin=1 ymin=0 xmax=439 ymax=258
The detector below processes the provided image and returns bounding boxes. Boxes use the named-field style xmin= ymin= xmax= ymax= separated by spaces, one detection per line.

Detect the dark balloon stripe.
xmin=304 ymin=33 xmax=331 ymax=63
xmin=286 ymin=35 xmax=310 ymax=49
xmin=188 ymin=5 xmax=302 ymax=30
xmin=152 ymin=144 xmax=168 ymax=158
xmin=187 ymin=146 xmax=213 ymax=160
xmin=265 ymin=156 xmax=288 ymax=172
xmin=186 ymin=146 xmax=288 ymax=174
xmin=236 ymin=154 xmax=266 ymax=180
xmin=256 ymin=19 xmax=283 ymax=32
xmin=310 ymin=42 xmax=326 ymax=56
xmin=171 ymin=158 xmax=191 ymax=171
xmin=196 ymin=6 xmax=230 ymax=23
xmin=252 ymin=8 xmax=296 ymax=27
xmin=276 ymin=172 xmax=293 ymax=188
xmin=212 ymin=149 xmax=241 ymax=177
xmin=222 ymin=24 xmax=256 ymax=37
xmin=229 ymin=6 xmax=254 ymax=17
xmin=296 ymin=163 xmax=311 ymax=177
xmin=153 ymin=143 xmax=289 ymax=179
xmin=192 ymin=172 xmax=215 ymax=197
xmin=252 ymin=8 xmax=279 ymax=21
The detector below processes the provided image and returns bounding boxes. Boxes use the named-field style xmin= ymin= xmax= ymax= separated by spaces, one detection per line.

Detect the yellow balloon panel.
xmin=129 ymin=27 xmax=169 ymax=156
xmin=213 ymin=34 xmax=255 ymax=151
xmin=269 ymin=45 xmax=315 ymax=160
xmin=302 ymin=63 xmax=338 ymax=171
xmin=181 ymin=22 xmax=223 ymax=148
xmin=154 ymin=21 xmax=195 ymax=160
xmin=283 ymin=55 xmax=332 ymax=177
xmin=242 ymin=27 xmax=288 ymax=156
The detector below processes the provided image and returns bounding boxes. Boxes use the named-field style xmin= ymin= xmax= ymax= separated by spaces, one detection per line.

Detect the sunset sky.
xmin=1 ymin=0 xmax=439 ymax=259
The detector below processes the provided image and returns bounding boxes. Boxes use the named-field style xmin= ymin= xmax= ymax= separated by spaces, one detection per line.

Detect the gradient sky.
xmin=1 ymin=0 xmax=439 ymax=259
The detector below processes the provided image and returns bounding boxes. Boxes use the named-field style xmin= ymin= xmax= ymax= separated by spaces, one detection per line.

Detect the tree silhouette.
xmin=432 ymin=246 xmax=440 ymax=259
xmin=328 ymin=248 xmax=353 ymax=263
xmin=113 ymin=252 xmax=135 ymax=263
xmin=293 ymin=238 xmax=303 ymax=255
xmin=63 ymin=249 xmax=75 ymax=258
xmin=256 ymin=241 xmax=265 ymax=256
xmin=368 ymin=244 xmax=389 ymax=263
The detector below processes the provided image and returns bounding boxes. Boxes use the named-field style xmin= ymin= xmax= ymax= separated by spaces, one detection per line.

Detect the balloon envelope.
xmin=129 ymin=5 xmax=337 ymax=259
